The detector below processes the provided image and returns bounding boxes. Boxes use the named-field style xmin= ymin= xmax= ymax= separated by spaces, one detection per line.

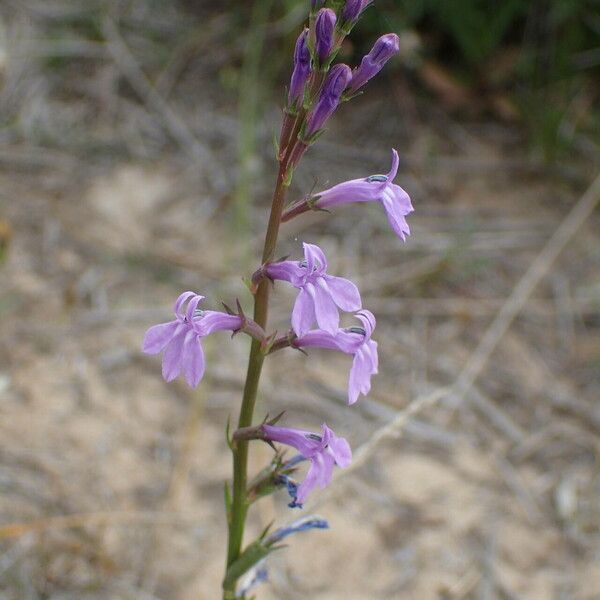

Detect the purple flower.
xmin=312 ymin=149 xmax=413 ymax=240
xmin=262 ymin=423 xmax=352 ymax=505
xmin=295 ymin=310 xmax=378 ymax=404
xmin=304 ymin=63 xmax=352 ymax=137
xmin=342 ymin=0 xmax=370 ymax=24
xmin=264 ymin=242 xmax=362 ymax=336
xmin=315 ymin=8 xmax=336 ymax=64
xmin=348 ymin=33 xmax=400 ymax=92
xmin=142 ymin=291 xmax=242 ymax=387
xmin=288 ymin=29 xmax=311 ymax=109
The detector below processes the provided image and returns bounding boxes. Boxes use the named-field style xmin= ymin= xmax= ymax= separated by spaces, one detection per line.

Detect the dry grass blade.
xmin=0 ymin=511 xmax=202 ymax=540
xmin=101 ymin=17 xmax=211 ymax=165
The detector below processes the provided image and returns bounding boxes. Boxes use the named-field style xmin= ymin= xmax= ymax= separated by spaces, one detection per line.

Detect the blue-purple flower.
xmin=264 ymin=242 xmax=361 ymax=336
xmin=288 ymin=29 xmax=311 ymax=109
xmin=304 ymin=63 xmax=352 ymax=138
xmin=266 ymin=515 xmax=329 ymax=543
xmin=348 ymin=33 xmax=400 ymax=93
xmin=142 ymin=292 xmax=242 ymax=387
xmin=295 ymin=310 xmax=378 ymax=404
xmin=262 ymin=423 xmax=352 ymax=505
xmin=286 ymin=149 xmax=413 ymax=240
xmin=315 ymin=8 xmax=336 ymax=65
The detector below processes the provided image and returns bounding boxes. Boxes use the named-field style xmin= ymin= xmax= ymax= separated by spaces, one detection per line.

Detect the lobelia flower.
xmin=348 ymin=33 xmax=400 ymax=93
xmin=264 ymin=242 xmax=361 ymax=336
xmin=284 ymin=149 xmax=413 ymax=241
xmin=261 ymin=423 xmax=352 ymax=506
xmin=314 ymin=8 xmax=336 ymax=65
xmin=142 ymin=291 xmax=242 ymax=387
xmin=288 ymin=28 xmax=311 ymax=110
xmin=295 ymin=309 xmax=378 ymax=404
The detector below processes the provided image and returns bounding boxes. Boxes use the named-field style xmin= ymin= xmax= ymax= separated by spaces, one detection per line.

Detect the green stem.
xmin=223 ymin=160 xmax=289 ymax=598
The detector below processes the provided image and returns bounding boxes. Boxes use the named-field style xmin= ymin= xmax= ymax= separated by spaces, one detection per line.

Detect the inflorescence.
xmin=142 ymin=2 xmax=412 ymax=597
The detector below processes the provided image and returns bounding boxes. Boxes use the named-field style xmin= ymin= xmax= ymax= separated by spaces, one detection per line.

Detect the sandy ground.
xmin=1 ymin=2 xmax=599 ymax=599
xmin=1 ymin=130 xmax=599 ymax=598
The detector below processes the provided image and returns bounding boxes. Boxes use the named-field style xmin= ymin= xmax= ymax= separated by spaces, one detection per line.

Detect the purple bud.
xmin=342 ymin=0 xmax=369 ymax=24
xmin=349 ymin=33 xmax=400 ymax=92
xmin=288 ymin=29 xmax=311 ymax=108
xmin=305 ymin=63 xmax=352 ymax=136
xmin=315 ymin=8 xmax=336 ymax=64
xmin=311 ymin=0 xmax=325 ymax=9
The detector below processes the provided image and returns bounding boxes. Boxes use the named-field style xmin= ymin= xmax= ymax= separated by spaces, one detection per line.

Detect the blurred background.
xmin=0 ymin=0 xmax=599 ymax=598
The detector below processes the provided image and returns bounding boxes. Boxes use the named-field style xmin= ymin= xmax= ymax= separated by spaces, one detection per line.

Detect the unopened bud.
xmin=305 ymin=63 xmax=352 ymax=136
xmin=348 ymin=33 xmax=400 ymax=92
xmin=315 ymin=8 xmax=336 ymax=65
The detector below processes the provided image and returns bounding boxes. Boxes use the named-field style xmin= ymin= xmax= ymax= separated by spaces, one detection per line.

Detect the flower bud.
xmin=348 ymin=33 xmax=400 ymax=92
xmin=288 ymin=28 xmax=311 ymax=108
xmin=315 ymin=8 xmax=336 ymax=65
xmin=305 ymin=63 xmax=352 ymax=137
xmin=342 ymin=0 xmax=369 ymax=25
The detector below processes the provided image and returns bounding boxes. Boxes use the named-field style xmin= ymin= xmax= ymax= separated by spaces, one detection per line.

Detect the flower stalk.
xmin=224 ymin=151 xmax=294 ymax=596
xmin=141 ymin=4 xmax=411 ymax=597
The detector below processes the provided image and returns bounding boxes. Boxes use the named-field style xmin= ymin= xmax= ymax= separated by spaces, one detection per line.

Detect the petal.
xmin=364 ymin=339 xmax=379 ymax=375
xmin=323 ymin=275 xmax=362 ymax=312
xmin=387 ymin=148 xmax=399 ymax=181
xmin=296 ymin=453 xmax=335 ymax=504
xmin=181 ymin=330 xmax=205 ymax=387
xmin=303 ymin=242 xmax=328 ymax=273
xmin=161 ymin=329 xmax=187 ymax=382
xmin=291 ymin=287 xmax=316 ymax=336
xmin=347 ymin=342 xmax=378 ymax=404
xmin=355 ymin=309 xmax=376 ymax=339
xmin=310 ymin=280 xmax=340 ymax=334
xmin=185 ymin=294 xmax=204 ymax=322
xmin=174 ymin=291 xmax=200 ymax=317
xmin=380 ymin=186 xmax=412 ymax=241
xmin=328 ymin=435 xmax=352 ymax=468
xmin=347 ymin=353 xmax=363 ymax=405
xmin=295 ymin=460 xmax=321 ymax=505
xmin=319 ymin=423 xmax=333 ymax=450
xmin=142 ymin=320 xmax=179 ymax=354
xmin=348 ymin=350 xmax=373 ymax=404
